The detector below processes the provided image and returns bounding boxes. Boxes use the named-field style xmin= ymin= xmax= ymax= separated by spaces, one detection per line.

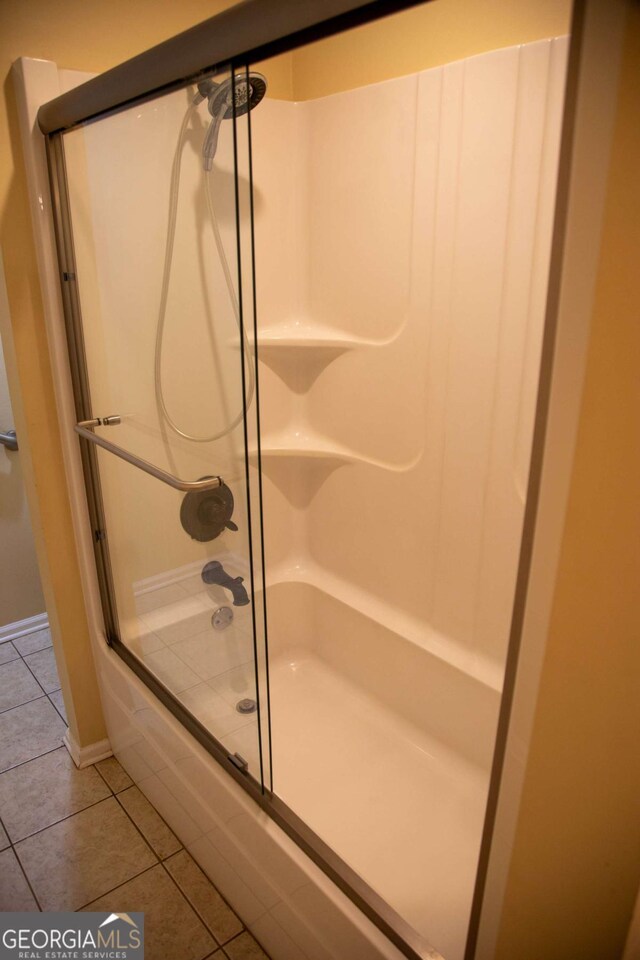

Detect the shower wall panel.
xmin=250 ymin=38 xmax=567 ymax=956
xmin=252 ymin=36 xmax=568 ymax=685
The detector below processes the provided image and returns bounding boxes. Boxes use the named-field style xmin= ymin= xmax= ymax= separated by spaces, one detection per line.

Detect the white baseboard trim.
xmin=64 ymin=730 xmax=112 ymax=769
xmin=0 ymin=612 xmax=48 ymax=644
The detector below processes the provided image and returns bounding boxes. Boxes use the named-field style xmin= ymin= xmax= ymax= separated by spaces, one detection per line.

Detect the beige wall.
xmin=496 ymin=7 xmax=640 ymax=958
xmin=290 ymin=0 xmax=570 ymax=99
xmin=0 ymin=255 xmax=45 ymax=627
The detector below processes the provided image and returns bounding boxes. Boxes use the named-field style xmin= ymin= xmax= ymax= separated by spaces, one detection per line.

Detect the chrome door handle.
xmin=0 ymin=429 xmax=18 ymax=452
xmin=75 ymin=419 xmax=222 ymax=492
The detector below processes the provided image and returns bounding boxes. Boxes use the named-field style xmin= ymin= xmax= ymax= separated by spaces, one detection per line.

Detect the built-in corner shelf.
xmin=251 ymin=433 xmax=354 ymax=465
xmin=250 ymin=430 xmax=420 ymax=473
xmin=235 ymin=320 xmax=380 ymax=390
xmin=250 ymin=319 xmax=376 ymax=353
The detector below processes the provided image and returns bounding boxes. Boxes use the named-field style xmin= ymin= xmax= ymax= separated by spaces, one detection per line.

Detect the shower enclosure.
xmin=51 ymin=63 xmax=271 ymax=787
xmin=34 ymin=1 xmax=574 ymax=957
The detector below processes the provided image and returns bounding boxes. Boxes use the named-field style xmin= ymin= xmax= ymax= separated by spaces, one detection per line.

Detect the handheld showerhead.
xmin=197 ymin=72 xmax=267 ymax=170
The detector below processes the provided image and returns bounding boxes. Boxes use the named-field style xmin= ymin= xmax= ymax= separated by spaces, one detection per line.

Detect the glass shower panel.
xmin=62 ymin=68 xmax=268 ymax=784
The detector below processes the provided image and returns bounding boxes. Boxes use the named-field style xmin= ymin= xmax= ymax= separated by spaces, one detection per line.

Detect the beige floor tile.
xmin=24 ymin=647 xmax=60 ymax=694
xmin=118 ymin=786 xmax=181 ymax=859
xmin=166 ymin=849 xmax=243 ymax=944
xmin=0 ymin=821 xmax=9 ymax=850
xmin=0 ymin=746 xmax=110 ymax=842
xmin=48 ymin=690 xmax=67 ymax=724
xmin=83 ymin=864 xmax=216 ymax=960
xmin=96 ymin=756 xmax=133 ymax=793
xmin=223 ymin=931 xmax=270 ymax=960
xmin=0 ymin=660 xmax=43 ymax=712
xmin=15 ymin=797 xmax=157 ymax=910
xmin=13 ymin=628 xmax=52 ymax=657
xmin=0 ymin=698 xmax=66 ymax=772
xmin=0 ymin=642 xmax=19 ymax=665
xmin=0 ymin=848 xmax=38 ymax=910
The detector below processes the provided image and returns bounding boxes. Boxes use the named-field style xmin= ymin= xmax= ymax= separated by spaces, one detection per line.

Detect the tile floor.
xmin=0 ymin=627 xmax=271 ymax=960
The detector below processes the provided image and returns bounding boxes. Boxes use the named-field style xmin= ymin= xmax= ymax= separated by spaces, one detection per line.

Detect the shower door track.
xmin=39 ymin=1 xmax=585 ymax=958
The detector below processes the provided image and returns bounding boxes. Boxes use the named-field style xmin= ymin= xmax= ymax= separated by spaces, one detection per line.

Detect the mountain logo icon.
xmin=99 ymin=914 xmax=139 ymax=929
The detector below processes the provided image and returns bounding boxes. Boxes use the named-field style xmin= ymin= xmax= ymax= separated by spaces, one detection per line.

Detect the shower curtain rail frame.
xmin=37 ymin=0 xmax=432 ymax=136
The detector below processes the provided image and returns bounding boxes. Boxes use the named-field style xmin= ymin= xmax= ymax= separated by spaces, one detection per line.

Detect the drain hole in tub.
xmin=236 ymin=698 xmax=257 ymax=714
xmin=212 ymin=606 xmax=233 ymax=631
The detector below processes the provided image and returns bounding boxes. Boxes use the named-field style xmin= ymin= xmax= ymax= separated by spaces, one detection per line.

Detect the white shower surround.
xmin=251 ymin=37 xmax=567 ymax=959
xmin=253 ymin=36 xmax=568 ymax=683
xmin=13 ymin=31 xmax=570 ymax=960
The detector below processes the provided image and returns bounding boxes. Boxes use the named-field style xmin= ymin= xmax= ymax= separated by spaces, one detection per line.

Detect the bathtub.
xmin=265 ymin=579 xmax=500 ymax=959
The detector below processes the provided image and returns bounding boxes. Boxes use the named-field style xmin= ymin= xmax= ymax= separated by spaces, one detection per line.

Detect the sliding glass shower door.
xmin=56 ymin=67 xmax=270 ymax=789
xmin=42 ymin=1 xmax=573 ymax=953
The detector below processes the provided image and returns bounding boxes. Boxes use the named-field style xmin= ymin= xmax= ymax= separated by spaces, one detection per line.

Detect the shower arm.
xmin=75 ymin=419 xmax=222 ymax=492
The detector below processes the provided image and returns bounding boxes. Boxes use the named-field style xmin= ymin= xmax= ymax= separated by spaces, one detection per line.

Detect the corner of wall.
xmin=7 ymin=56 xmax=107 ymax=749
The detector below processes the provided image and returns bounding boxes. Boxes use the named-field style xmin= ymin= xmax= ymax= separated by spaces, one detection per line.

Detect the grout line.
xmin=0 ymin=643 xmax=20 ymax=663
xmin=10 ymin=849 xmax=43 ymax=912
xmin=74 ymin=862 xmax=161 ymax=912
xmin=11 ymin=791 xmax=114 ymax=846
xmin=0 ymin=811 xmax=43 ymax=912
xmin=0 ymin=628 xmax=257 ymax=949
xmin=158 ymin=858 xmax=224 ymax=949
xmin=0 ymin=691 xmax=48 ymax=717
xmin=117 ymin=788 xmax=248 ymax=949
xmin=161 ymin=851 xmax=247 ymax=947
xmin=47 ymin=693 xmax=68 ymax=726
xmin=0 ymin=742 xmax=66 ymax=777
xmin=6 ymin=785 xmax=169 ymax=912
xmin=93 ymin=763 xmax=117 ymax=795
xmin=113 ymin=787 xmax=171 ymax=865
xmin=14 ymin=639 xmax=53 ymax=659
xmin=6 ymin=773 xmax=160 ymax=913
xmin=0 ymin=818 xmax=42 ymax=913
xmin=104 ymin=792 xmax=249 ymax=943
xmin=11 ymin=627 xmax=64 ymax=722
xmin=162 ymin=852 xmax=247 ymax=947
xmin=222 ymin=931 xmax=252 ymax=957
xmin=19 ymin=652 xmax=57 ymax=701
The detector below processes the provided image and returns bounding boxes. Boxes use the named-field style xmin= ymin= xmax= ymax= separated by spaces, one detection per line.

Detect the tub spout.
xmin=201 ymin=560 xmax=250 ymax=606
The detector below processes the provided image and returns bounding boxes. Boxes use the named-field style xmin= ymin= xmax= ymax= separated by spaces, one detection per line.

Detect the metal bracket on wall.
xmin=0 ymin=429 xmax=18 ymax=452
